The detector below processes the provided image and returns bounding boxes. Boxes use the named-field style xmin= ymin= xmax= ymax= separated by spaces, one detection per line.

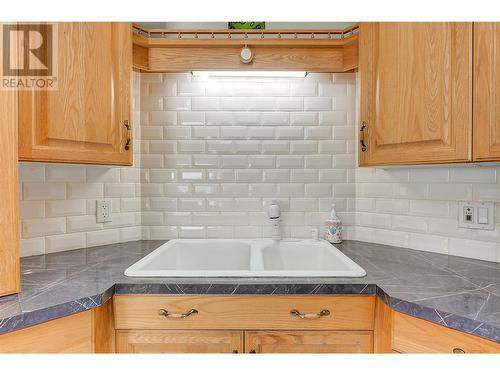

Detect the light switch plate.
xmin=96 ymin=199 xmax=112 ymax=223
xmin=458 ymin=201 xmax=495 ymax=230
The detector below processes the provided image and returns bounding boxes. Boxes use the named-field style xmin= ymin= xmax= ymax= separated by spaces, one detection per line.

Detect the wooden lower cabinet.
xmin=393 ymin=312 xmax=500 ymax=353
xmin=116 ymin=330 xmax=244 ymax=353
xmin=245 ymin=330 xmax=373 ymax=353
xmin=0 ymin=311 xmax=93 ymax=353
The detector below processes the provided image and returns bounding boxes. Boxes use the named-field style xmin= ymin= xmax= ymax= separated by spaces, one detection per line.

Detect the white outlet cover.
xmin=96 ymin=199 xmax=112 ymax=223
xmin=458 ymin=201 xmax=495 ymax=230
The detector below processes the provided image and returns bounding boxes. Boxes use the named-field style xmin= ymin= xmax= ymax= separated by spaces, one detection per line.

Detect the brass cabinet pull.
xmin=359 ymin=121 xmax=367 ymax=152
xmin=123 ymin=120 xmax=131 ymax=151
xmin=157 ymin=308 xmax=198 ymax=319
xmin=453 ymin=348 xmax=466 ymax=354
xmin=290 ymin=309 xmax=330 ymax=319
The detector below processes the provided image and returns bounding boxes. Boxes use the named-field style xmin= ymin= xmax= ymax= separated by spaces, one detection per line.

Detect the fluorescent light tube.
xmin=192 ymin=71 xmax=307 ymax=78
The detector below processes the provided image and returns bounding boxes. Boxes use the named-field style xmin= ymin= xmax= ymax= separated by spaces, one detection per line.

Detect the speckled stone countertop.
xmin=0 ymin=240 xmax=499 ymax=342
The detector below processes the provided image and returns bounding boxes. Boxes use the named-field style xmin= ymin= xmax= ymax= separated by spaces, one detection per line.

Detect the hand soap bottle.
xmin=324 ymin=204 xmax=342 ymax=244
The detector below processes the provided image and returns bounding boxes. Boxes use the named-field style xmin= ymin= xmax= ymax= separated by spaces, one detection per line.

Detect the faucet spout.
xmin=268 ymin=200 xmax=281 ymax=241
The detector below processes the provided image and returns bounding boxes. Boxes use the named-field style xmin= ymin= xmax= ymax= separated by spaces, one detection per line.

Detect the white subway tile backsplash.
xmin=22 ymin=217 xmax=66 ymax=238
xmin=86 ymin=229 xmax=120 ymax=247
xmin=276 ymin=127 xmax=303 ymax=139
xmin=290 ymin=112 xmax=318 ymax=126
xmin=164 ymin=97 xmax=191 ymax=111
xmin=46 ymin=233 xmax=86 ymax=253
xmin=19 ymin=164 xmax=45 ymax=182
xmin=276 ymin=155 xmax=303 ymax=168
xmin=17 ymin=72 xmax=499 ymax=262
xmin=66 ymin=215 xmax=103 ymax=233
xmin=150 ymin=111 xmax=177 ymax=125
xmin=248 ymin=156 xmax=275 ymax=168
xmin=46 ymin=200 xmax=85 ymax=217
xmin=20 ymin=237 xmax=45 ymax=257
xmin=46 ymin=165 xmax=86 ymax=182
xmin=19 ymin=201 xmax=45 ymax=219
xmin=23 ymin=183 xmax=66 ymax=200
xmin=178 ymin=112 xmax=205 ymax=126
xmin=261 ymin=112 xmax=289 ymax=126
xmin=304 ymin=97 xmax=331 ymax=111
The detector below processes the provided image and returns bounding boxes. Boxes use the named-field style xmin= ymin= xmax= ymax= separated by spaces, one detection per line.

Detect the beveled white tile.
xmin=164 ymin=97 xmax=191 ymax=111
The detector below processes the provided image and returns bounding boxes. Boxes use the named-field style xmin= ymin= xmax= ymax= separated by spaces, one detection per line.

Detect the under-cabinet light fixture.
xmin=192 ymin=71 xmax=307 ymax=78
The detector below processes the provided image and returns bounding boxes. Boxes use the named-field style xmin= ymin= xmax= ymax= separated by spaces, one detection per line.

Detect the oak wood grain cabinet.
xmin=393 ymin=311 xmax=500 ymax=353
xmin=0 ymin=78 xmax=20 ymax=297
xmin=0 ymin=311 xmax=93 ymax=353
xmin=18 ymin=22 xmax=133 ymax=165
xmin=0 ymin=300 xmax=114 ymax=353
xmin=359 ymin=22 xmax=473 ymax=166
xmin=245 ymin=330 xmax=373 ymax=353
xmin=116 ymin=330 xmax=244 ymax=353
xmin=473 ymin=22 xmax=500 ymax=161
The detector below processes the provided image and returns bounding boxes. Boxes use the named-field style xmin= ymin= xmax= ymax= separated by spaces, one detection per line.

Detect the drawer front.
xmin=245 ymin=330 xmax=373 ymax=353
xmin=393 ymin=312 xmax=500 ymax=353
xmin=114 ymin=295 xmax=375 ymax=331
xmin=116 ymin=330 xmax=243 ymax=353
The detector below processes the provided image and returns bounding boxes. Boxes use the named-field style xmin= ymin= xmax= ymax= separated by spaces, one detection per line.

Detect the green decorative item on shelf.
xmin=228 ymin=22 xmax=266 ymax=30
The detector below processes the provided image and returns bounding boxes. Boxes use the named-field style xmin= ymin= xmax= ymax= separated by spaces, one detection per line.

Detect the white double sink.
xmin=125 ymin=239 xmax=366 ymax=278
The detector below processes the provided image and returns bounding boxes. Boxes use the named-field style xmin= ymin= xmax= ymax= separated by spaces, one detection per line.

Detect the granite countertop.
xmin=0 ymin=240 xmax=499 ymax=343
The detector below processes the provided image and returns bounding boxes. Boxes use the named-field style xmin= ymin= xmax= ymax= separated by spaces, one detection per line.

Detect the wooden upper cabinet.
xmin=18 ymin=22 xmax=133 ymax=165
xmin=359 ymin=22 xmax=473 ymax=166
xmin=473 ymin=23 xmax=500 ymax=161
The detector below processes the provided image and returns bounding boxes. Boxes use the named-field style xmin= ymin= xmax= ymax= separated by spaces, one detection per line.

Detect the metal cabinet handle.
xmin=359 ymin=121 xmax=367 ymax=152
xmin=290 ymin=309 xmax=330 ymax=319
xmin=123 ymin=120 xmax=131 ymax=151
xmin=157 ymin=308 xmax=198 ymax=319
xmin=453 ymin=348 xmax=465 ymax=354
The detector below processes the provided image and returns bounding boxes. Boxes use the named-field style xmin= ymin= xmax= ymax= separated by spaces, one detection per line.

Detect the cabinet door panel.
xmin=473 ymin=22 xmax=500 ymax=161
xmin=359 ymin=22 xmax=472 ymax=166
xmin=0 ymin=311 xmax=93 ymax=353
xmin=245 ymin=330 xmax=373 ymax=353
xmin=393 ymin=312 xmax=500 ymax=353
xmin=116 ymin=330 xmax=243 ymax=353
xmin=18 ymin=22 xmax=132 ymax=165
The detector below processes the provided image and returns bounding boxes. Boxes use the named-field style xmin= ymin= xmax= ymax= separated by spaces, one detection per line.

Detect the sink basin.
xmin=124 ymin=239 xmax=253 ymax=277
xmin=262 ymin=240 xmax=366 ymax=277
xmin=124 ymin=239 xmax=366 ymax=278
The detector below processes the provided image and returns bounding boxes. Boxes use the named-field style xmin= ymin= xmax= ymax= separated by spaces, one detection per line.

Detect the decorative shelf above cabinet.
xmin=132 ymin=23 xmax=359 ymax=73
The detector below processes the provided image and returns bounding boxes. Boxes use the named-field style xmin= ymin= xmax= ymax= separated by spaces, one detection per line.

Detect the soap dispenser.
xmin=324 ymin=204 xmax=342 ymax=244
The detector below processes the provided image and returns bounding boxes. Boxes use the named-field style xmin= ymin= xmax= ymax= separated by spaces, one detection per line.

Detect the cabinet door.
xmin=359 ymin=22 xmax=472 ymax=166
xmin=245 ymin=331 xmax=373 ymax=353
xmin=393 ymin=312 xmax=500 ymax=353
xmin=18 ymin=22 xmax=132 ymax=165
xmin=0 ymin=73 xmax=20 ymax=296
xmin=473 ymin=22 xmax=500 ymax=161
xmin=116 ymin=330 xmax=244 ymax=353
xmin=0 ymin=311 xmax=93 ymax=353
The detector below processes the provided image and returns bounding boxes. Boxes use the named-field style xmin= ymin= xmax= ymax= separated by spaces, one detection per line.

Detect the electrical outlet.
xmin=458 ymin=201 xmax=495 ymax=230
xmin=96 ymin=199 xmax=112 ymax=223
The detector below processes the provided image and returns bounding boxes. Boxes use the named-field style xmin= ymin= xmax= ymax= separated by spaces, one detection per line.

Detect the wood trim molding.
xmin=133 ymin=24 xmax=359 ymax=73
xmin=0 ymin=23 xmax=20 ymax=296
